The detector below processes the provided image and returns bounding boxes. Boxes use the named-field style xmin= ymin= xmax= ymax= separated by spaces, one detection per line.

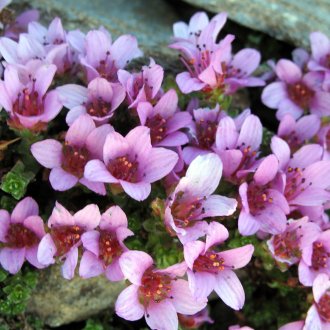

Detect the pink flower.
xmin=277 ymin=114 xmax=321 ymax=151
xmin=115 ymin=251 xmax=206 ymax=330
xmin=298 ymin=230 xmax=330 ymax=286
xmin=178 ymin=307 xmax=213 ymax=329
xmin=57 ymin=77 xmax=125 ymax=125
xmin=79 ymin=205 xmax=133 ymax=281
xmin=0 ymin=197 xmax=46 ymax=274
xmin=238 ymin=154 xmax=289 ymax=236
xmin=80 ymin=28 xmax=143 ymax=83
xmin=262 ymin=59 xmax=330 ymax=119
xmin=37 ymin=202 xmax=101 ymax=279
xmin=229 ymin=326 xmax=254 ymax=330
xmin=278 ymin=320 xmax=305 ymax=330
xmin=184 ymin=222 xmax=254 ymax=310
xmin=317 ymin=123 xmax=330 ymax=160
xmin=118 ymin=58 xmax=164 ymax=108
xmin=84 ymin=126 xmax=178 ymax=201
xmin=0 ymin=63 xmax=62 ymax=130
xmin=165 ymin=153 xmax=237 ymax=243
xmin=31 ymin=114 xmax=113 ymax=194
xmin=267 ymin=216 xmax=321 ymax=266
xmin=137 ymin=89 xmax=192 ymax=147
xmin=308 ymin=32 xmax=330 ymax=73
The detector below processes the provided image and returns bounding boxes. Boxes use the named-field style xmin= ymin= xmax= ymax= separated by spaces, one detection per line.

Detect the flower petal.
xmin=11 ymin=197 xmax=39 ymax=223
xmin=74 ymin=204 xmax=101 ymax=230
xmin=145 ymin=300 xmax=178 ymax=330
xmin=79 ymin=251 xmax=104 ymax=278
xmin=218 ymin=244 xmax=254 ymax=269
xmin=0 ymin=247 xmax=25 ymax=274
xmin=61 ymin=247 xmax=78 ymax=280
xmin=49 ymin=167 xmax=79 ymax=191
xmin=31 ymin=139 xmax=63 ymax=169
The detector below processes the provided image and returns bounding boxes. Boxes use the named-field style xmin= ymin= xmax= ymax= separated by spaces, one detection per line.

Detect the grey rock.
xmin=27 ymin=265 xmax=126 ymax=327
xmin=180 ymin=0 xmax=330 ymax=47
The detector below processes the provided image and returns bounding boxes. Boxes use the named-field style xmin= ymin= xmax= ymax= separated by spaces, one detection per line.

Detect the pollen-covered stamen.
xmin=146 ymin=114 xmax=167 ymax=144
xmin=193 ymin=251 xmax=225 ymax=274
xmin=311 ymin=242 xmax=330 ymax=271
xmin=96 ymin=51 xmax=117 ymax=81
xmin=247 ymin=183 xmax=273 ymax=215
xmin=287 ymin=82 xmax=314 ymax=109
xmin=98 ymin=230 xmax=122 ymax=266
xmin=138 ymin=268 xmax=172 ymax=306
xmin=317 ymin=291 xmax=330 ymax=322
xmin=284 ymin=167 xmax=308 ymax=200
xmin=86 ymin=97 xmax=112 ymax=118
xmin=171 ymin=191 xmax=203 ymax=228
xmin=5 ymin=223 xmax=39 ymax=248
xmin=51 ymin=225 xmax=84 ymax=256
xmin=196 ymin=118 xmax=217 ymax=149
xmin=273 ymin=230 xmax=301 ymax=261
xmin=62 ymin=143 xmax=90 ymax=178
xmin=107 ymin=155 xmax=139 ymax=182
xmin=235 ymin=144 xmax=257 ymax=172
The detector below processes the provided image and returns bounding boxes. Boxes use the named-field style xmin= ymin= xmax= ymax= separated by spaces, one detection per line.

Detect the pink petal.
xmin=103 ymin=132 xmax=130 ymax=164
xmin=56 ymin=84 xmax=88 ymax=109
xmin=0 ymin=247 xmax=25 ymax=274
xmin=145 ymin=300 xmax=178 ymax=330
xmin=295 ymin=115 xmax=321 ymax=141
xmin=41 ymin=90 xmax=63 ymax=122
xmin=79 ymin=177 xmax=106 ymax=195
xmin=214 ymin=269 xmax=245 ymax=310
xmin=187 ymin=270 xmax=215 ymax=301
xmin=184 ymin=241 xmax=205 ymax=269
xmin=254 ymin=155 xmax=279 ymax=185
xmin=25 ymin=246 xmax=45 ymax=269
xmin=105 ymin=258 xmax=124 ymax=281
xmin=218 ymin=245 xmax=254 ymax=269
xmin=200 ymin=195 xmax=237 ymax=220
xmin=37 ymin=234 xmax=56 ymax=265
xmin=48 ymin=202 xmax=74 ymax=227
xmin=215 ymin=116 xmax=239 ymax=150
xmin=88 ymin=77 xmax=113 ymax=102
xmin=154 ymin=89 xmax=178 ymax=118
xmin=303 ymin=160 xmax=330 ymax=188
xmin=298 ymin=260 xmax=316 ymax=286
xmin=23 ymin=216 xmax=45 ymax=238
xmin=119 ymin=251 xmax=153 ymax=285
xmin=278 ymin=320 xmax=305 ymax=330
xmin=238 ymin=211 xmax=260 ymax=236
xmin=166 ymin=111 xmax=192 ymax=134
xmin=100 ymin=205 xmax=127 ymax=230
xmin=290 ymin=187 xmax=330 ymax=206
xmin=79 ymin=251 xmax=104 ymax=278
xmin=289 ymin=144 xmax=323 ymax=169
xmin=120 ymin=181 xmax=151 ymax=201
xmin=81 ymin=230 xmax=100 ymax=255
xmin=137 ymin=102 xmax=153 ymax=125
xmin=11 ymin=197 xmax=39 ymax=223
xmin=305 ymin=304 xmax=322 ymax=330
xmin=176 ymin=71 xmax=206 ymax=94
xmin=0 ymin=211 xmax=10 ymax=242
xmin=271 ymin=136 xmax=290 ymax=170
xmin=156 ymin=131 xmax=188 ymax=147
xmin=115 ymin=285 xmax=144 ymax=321
xmin=34 ymin=64 xmax=57 ymax=96
xmin=49 ymin=167 xmax=79 ymax=191
xmin=276 ymin=59 xmax=302 ymax=83
xmin=61 ymin=247 xmax=79 ymax=280
xmin=237 ymin=115 xmax=262 ymax=151
xmin=310 ymin=32 xmax=330 ymax=62
xmin=218 ymin=150 xmax=243 ymax=177
xmin=231 ymin=48 xmax=260 ymax=76
xmin=277 ymin=99 xmax=302 ymax=120
xmin=257 ymin=205 xmax=287 ymax=234
xmin=125 ymin=126 xmax=152 ymax=160
xmin=261 ymin=82 xmax=287 ymax=108
xmin=31 ymin=139 xmax=62 ymax=169
xmin=313 ymin=273 xmax=330 ymax=302
xmin=84 ymin=160 xmax=118 ymax=183
xmin=66 ymin=106 xmax=87 ymax=126
xmin=73 ymin=204 xmax=100 ymax=230
xmin=182 ymin=146 xmax=211 ymax=165
xmin=205 ymin=221 xmax=229 ymax=250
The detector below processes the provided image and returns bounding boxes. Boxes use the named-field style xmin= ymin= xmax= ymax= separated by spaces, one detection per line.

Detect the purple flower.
xmin=0 ymin=63 xmax=62 ymax=130
xmin=118 ymin=58 xmax=164 ymax=108
xmin=165 ymin=154 xmax=237 ymax=243
xmin=278 ymin=321 xmax=305 ymax=330
xmin=271 ymin=136 xmax=330 ymax=220
xmin=79 ymin=205 xmax=133 ymax=281
xmin=37 ymin=202 xmax=101 ymax=279
xmin=298 ymin=230 xmax=330 ymax=286
xmin=178 ymin=307 xmax=213 ymax=329
xmin=238 ymin=154 xmax=289 ymax=236
xmin=57 ymin=77 xmax=126 ymax=125
xmin=80 ymin=28 xmax=143 ymax=83
xmin=267 ymin=216 xmax=321 ymax=266
xmin=308 ymin=32 xmax=330 ymax=73
xmin=262 ymin=59 xmax=330 ymax=119
xmin=31 ymin=114 xmax=113 ymax=193
xmin=115 ymin=250 xmax=206 ymax=330
xmin=277 ymin=114 xmax=321 ymax=152
xmin=0 ymin=197 xmax=46 ymax=274
xmin=184 ymin=222 xmax=254 ymax=310
xmin=84 ymin=126 xmax=178 ymax=201
xmin=137 ymin=89 xmax=192 ymax=147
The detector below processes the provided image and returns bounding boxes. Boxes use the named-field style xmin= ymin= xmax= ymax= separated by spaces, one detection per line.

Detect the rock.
xmin=27 ymin=265 xmax=126 ymax=327
xmin=180 ymin=0 xmax=329 ymax=47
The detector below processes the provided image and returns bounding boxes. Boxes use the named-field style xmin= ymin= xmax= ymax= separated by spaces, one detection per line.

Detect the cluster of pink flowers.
xmin=1 ymin=3 xmax=330 ymax=329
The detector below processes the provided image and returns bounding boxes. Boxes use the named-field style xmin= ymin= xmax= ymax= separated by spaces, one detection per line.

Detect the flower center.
xmin=247 ymin=183 xmax=273 ymax=215
xmin=5 ymin=223 xmax=39 ymax=248
xmin=196 ymin=119 xmax=217 ymax=149
xmin=146 ymin=114 xmax=167 ymax=144
xmin=138 ymin=268 xmax=172 ymax=306
xmin=96 ymin=51 xmax=117 ymax=82
xmin=13 ymin=87 xmax=43 ymax=117
xmin=98 ymin=230 xmax=122 ymax=266
xmin=287 ymin=82 xmax=314 ymax=109
xmin=272 ymin=230 xmax=301 ymax=261
xmin=322 ymin=54 xmax=330 ymax=69
xmin=317 ymin=291 xmax=330 ymax=322
xmin=62 ymin=143 xmax=90 ymax=178
xmin=311 ymin=242 xmax=330 ymax=271
xmin=107 ymin=155 xmax=139 ymax=182
xmin=284 ymin=167 xmax=309 ymax=201
xmin=193 ymin=251 xmax=225 ymax=274
xmin=86 ymin=97 xmax=112 ymax=118
xmin=171 ymin=191 xmax=203 ymax=228
xmin=50 ymin=225 xmax=84 ymax=256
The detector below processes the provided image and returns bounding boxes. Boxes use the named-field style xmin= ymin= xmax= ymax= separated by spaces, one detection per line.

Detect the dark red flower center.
xmin=247 ymin=183 xmax=273 ymax=215
xmin=13 ymin=86 xmax=44 ymax=117
xmin=138 ymin=268 xmax=172 ymax=306
xmin=196 ymin=119 xmax=217 ymax=149
xmin=171 ymin=191 xmax=204 ymax=228
xmin=50 ymin=225 xmax=84 ymax=256
xmin=193 ymin=251 xmax=225 ymax=274
xmin=5 ymin=223 xmax=39 ymax=248
xmin=98 ymin=230 xmax=122 ymax=266
xmin=107 ymin=155 xmax=139 ymax=182
xmin=311 ymin=242 xmax=330 ymax=271
xmin=284 ymin=167 xmax=310 ymax=201
xmin=273 ymin=230 xmax=301 ymax=261
xmin=287 ymin=82 xmax=314 ymax=109
xmin=86 ymin=97 xmax=112 ymax=118
xmin=317 ymin=291 xmax=330 ymax=322
xmin=146 ymin=114 xmax=167 ymax=144
xmin=323 ymin=54 xmax=330 ymax=69
xmin=96 ymin=51 xmax=117 ymax=82
xmin=62 ymin=143 xmax=90 ymax=178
